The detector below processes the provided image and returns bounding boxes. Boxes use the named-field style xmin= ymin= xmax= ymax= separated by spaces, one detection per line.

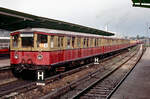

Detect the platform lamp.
xmin=147 ymin=22 xmax=150 ymax=46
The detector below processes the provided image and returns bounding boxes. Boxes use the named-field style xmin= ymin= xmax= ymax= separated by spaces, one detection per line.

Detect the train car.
xmin=0 ymin=37 xmax=10 ymax=55
xmin=10 ymin=28 xmax=137 ymax=75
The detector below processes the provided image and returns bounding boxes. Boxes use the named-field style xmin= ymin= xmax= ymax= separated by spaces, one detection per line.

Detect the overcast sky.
xmin=0 ymin=0 xmax=150 ymax=37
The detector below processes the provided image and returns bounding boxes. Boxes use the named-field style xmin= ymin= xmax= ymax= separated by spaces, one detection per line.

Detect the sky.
xmin=0 ymin=0 xmax=150 ymax=37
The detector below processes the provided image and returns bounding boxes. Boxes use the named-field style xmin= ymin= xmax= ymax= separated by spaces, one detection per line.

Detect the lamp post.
xmin=146 ymin=22 xmax=150 ymax=46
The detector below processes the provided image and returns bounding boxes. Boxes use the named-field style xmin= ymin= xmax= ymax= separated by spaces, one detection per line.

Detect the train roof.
xmin=11 ymin=28 xmax=128 ymax=40
xmin=132 ymin=0 xmax=150 ymax=4
xmin=11 ymin=28 xmax=104 ymax=38
xmin=0 ymin=7 xmax=114 ymax=36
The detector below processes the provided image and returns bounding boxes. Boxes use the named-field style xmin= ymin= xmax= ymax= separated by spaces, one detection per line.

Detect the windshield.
xmin=20 ymin=32 xmax=34 ymax=47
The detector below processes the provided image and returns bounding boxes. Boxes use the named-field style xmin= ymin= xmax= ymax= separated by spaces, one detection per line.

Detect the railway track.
xmin=39 ymin=45 xmax=143 ymax=99
xmin=0 ymin=50 xmax=124 ymax=98
xmin=0 ymin=66 xmax=11 ymax=71
xmin=0 ymin=65 xmax=16 ymax=86
xmin=78 ymin=48 xmax=144 ymax=99
xmin=0 ymin=46 xmax=140 ymax=99
xmin=0 ymin=56 xmax=12 ymax=84
xmin=0 ymin=48 xmax=131 ymax=99
xmin=0 ymin=80 xmax=34 ymax=97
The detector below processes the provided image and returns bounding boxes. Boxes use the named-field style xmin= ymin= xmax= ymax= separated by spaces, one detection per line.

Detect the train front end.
xmin=10 ymin=29 xmax=50 ymax=76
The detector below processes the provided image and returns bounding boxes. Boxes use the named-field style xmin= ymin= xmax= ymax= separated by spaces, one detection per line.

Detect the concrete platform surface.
xmin=110 ymin=48 xmax=150 ymax=99
xmin=0 ymin=58 xmax=10 ymax=67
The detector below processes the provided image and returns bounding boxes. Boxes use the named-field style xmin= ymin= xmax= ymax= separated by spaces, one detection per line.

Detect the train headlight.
xmin=37 ymin=54 xmax=43 ymax=60
xmin=14 ymin=54 xmax=18 ymax=59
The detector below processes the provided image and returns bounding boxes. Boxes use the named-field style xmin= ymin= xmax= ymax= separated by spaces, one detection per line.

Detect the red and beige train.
xmin=10 ymin=28 xmax=138 ymax=75
xmin=0 ymin=37 xmax=9 ymax=55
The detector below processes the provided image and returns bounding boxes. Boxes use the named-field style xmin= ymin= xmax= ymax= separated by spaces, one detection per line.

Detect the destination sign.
xmin=20 ymin=33 xmax=34 ymax=37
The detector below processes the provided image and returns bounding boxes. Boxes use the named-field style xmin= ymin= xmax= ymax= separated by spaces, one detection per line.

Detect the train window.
xmin=12 ymin=34 xmax=19 ymax=48
xmin=109 ymin=39 xmax=110 ymax=45
xmin=113 ymin=39 xmax=115 ymax=45
xmin=99 ymin=39 xmax=101 ymax=46
xmin=90 ymin=38 xmax=93 ymax=47
xmin=37 ymin=34 xmax=48 ymax=48
xmin=83 ymin=38 xmax=86 ymax=48
xmin=50 ymin=35 xmax=54 ymax=48
xmin=67 ymin=37 xmax=71 ymax=48
xmin=94 ymin=39 xmax=96 ymax=47
xmin=86 ymin=38 xmax=88 ymax=47
xmin=61 ymin=37 xmax=64 ymax=47
xmin=72 ymin=37 xmax=75 ymax=48
xmin=77 ymin=37 xmax=81 ymax=47
xmin=96 ymin=39 xmax=98 ymax=46
xmin=58 ymin=36 xmax=64 ymax=48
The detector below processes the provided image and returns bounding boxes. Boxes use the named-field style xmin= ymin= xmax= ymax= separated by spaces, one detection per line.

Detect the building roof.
xmin=0 ymin=7 xmax=114 ymax=36
xmin=132 ymin=0 xmax=150 ymax=8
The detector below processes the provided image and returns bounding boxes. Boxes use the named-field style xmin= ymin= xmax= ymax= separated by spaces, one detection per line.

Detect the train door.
xmin=58 ymin=36 xmax=64 ymax=62
xmin=77 ymin=37 xmax=81 ymax=58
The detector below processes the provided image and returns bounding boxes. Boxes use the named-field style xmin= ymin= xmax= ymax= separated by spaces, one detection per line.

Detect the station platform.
xmin=111 ymin=48 xmax=150 ymax=99
xmin=0 ymin=58 xmax=10 ymax=68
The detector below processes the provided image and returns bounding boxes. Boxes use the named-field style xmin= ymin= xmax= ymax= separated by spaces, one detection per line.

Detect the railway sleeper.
xmin=88 ymin=91 xmax=109 ymax=95
xmin=84 ymin=93 xmax=107 ymax=98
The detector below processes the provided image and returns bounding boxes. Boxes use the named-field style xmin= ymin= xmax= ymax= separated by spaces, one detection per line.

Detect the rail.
xmin=40 ymin=46 xmax=140 ymax=99
xmin=72 ymin=45 xmax=144 ymax=99
xmin=0 ymin=47 xmax=128 ymax=98
xmin=106 ymin=44 xmax=146 ymax=99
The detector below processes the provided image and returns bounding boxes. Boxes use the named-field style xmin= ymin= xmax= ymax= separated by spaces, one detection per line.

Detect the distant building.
xmin=0 ymin=29 xmax=10 ymax=37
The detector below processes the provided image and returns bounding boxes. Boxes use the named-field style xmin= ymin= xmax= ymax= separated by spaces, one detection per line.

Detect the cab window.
xmin=12 ymin=34 xmax=19 ymax=48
